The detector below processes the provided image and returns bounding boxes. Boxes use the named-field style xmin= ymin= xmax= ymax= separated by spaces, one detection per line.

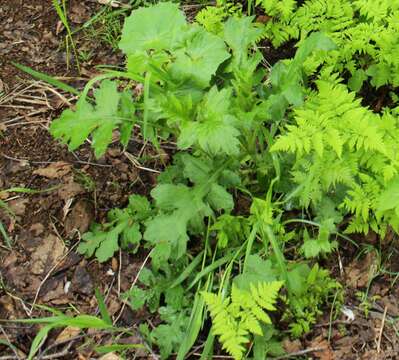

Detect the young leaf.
xmin=178 ymin=87 xmax=241 ymax=155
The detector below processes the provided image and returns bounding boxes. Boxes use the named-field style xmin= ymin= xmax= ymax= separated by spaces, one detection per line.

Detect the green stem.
xmin=262 ymin=224 xmax=290 ymax=292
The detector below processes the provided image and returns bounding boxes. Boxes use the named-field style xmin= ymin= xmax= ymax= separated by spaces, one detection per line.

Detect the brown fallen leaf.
xmin=256 ymin=14 xmax=272 ymax=23
xmin=8 ymin=198 xmax=29 ymax=216
xmin=29 ymin=223 xmax=45 ymax=236
xmin=346 ymin=252 xmax=378 ymax=289
xmin=56 ymin=20 xmax=64 ymax=35
xmin=30 ymin=234 xmax=66 ymax=275
xmin=41 ymin=280 xmax=65 ymax=302
xmin=71 ymin=265 xmax=94 ymax=296
xmin=58 ymin=179 xmax=85 ymax=200
xmin=33 ymin=161 xmax=72 ymax=179
xmin=283 ymin=338 xmax=302 ymax=353
xmin=333 ymin=336 xmax=355 ymax=358
xmin=99 ymin=353 xmax=121 ymax=360
xmin=56 ymin=326 xmax=81 ymax=343
xmin=64 ymin=200 xmax=94 ymax=234
xmin=308 ymin=335 xmax=334 ymax=360
xmin=69 ymin=3 xmax=89 ymax=23
xmin=360 ymin=349 xmax=387 ymax=359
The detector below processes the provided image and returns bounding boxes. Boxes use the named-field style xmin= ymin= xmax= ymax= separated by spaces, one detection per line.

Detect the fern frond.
xmin=250 ymin=281 xmax=284 ymax=311
xmin=202 ymin=281 xmax=283 ymax=360
xmin=272 ymin=76 xmax=399 ymax=233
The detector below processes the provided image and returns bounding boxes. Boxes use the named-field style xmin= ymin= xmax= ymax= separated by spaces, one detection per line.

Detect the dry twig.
xmin=376 ymin=305 xmax=388 ymax=353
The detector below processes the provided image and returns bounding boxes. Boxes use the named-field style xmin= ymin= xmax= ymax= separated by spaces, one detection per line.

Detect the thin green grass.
xmin=12 ymin=62 xmax=79 ymax=95
xmin=52 ymin=0 xmax=81 ymax=73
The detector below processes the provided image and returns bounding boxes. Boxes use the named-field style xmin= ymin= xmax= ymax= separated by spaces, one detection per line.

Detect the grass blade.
xmin=12 ymin=62 xmax=79 ymax=95
xmin=188 ymin=252 xmax=236 ymax=290
xmin=27 ymin=324 xmax=53 ymax=360
xmin=95 ymin=288 xmax=112 ymax=326
xmin=0 ymin=221 xmax=12 ymax=248
xmin=176 ymin=292 xmax=205 ymax=360
xmin=142 ymin=71 xmax=151 ymax=140
xmin=170 ymin=251 xmax=203 ymax=288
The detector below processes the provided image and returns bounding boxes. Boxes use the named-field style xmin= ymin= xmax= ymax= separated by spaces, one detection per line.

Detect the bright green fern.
xmin=272 ymin=74 xmax=399 ymax=236
xmin=202 ymin=281 xmax=283 ymax=360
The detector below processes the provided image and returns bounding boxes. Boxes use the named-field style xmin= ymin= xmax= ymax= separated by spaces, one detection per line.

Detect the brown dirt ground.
xmin=1 ymin=0 xmax=399 ymax=359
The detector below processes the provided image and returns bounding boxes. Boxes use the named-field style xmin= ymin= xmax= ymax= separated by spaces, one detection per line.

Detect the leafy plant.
xmin=78 ymin=195 xmax=151 ymax=262
xmin=258 ymin=0 xmax=399 ymax=91
xmin=39 ymin=2 xmax=371 ymax=358
xmin=203 ymin=281 xmax=283 ymax=360
xmin=282 ymin=263 xmax=342 ymax=337
xmin=52 ymin=0 xmax=80 ymax=72
xmin=195 ymin=0 xmax=243 ymax=34
xmin=272 ymin=75 xmax=399 ymax=235
xmin=50 ymin=80 xmax=136 ymax=158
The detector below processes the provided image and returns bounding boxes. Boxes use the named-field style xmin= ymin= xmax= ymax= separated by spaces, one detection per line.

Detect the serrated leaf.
xmin=119 ymin=2 xmax=186 ymax=54
xmin=50 ymin=80 xmax=123 ymax=158
xmin=78 ymin=229 xmax=105 ymax=258
xmin=122 ymin=223 xmax=142 ymax=247
xmin=119 ymin=90 xmax=136 ymax=147
xmin=223 ymin=16 xmax=263 ymax=62
xmin=178 ymin=87 xmax=241 ymax=155
xmin=181 ymin=154 xmax=212 ymax=184
xmin=170 ymin=27 xmax=230 ymax=88
xmin=151 ymin=184 xmax=192 ymax=211
xmin=348 ymin=69 xmax=368 ymax=92
xmin=234 ymin=255 xmax=277 ymax=291
xmin=127 ymin=194 xmax=152 ymax=219
xmin=144 ymin=213 xmax=189 ymax=259
xmin=367 ymin=63 xmax=391 ymax=88
xmin=294 ymin=32 xmax=336 ymax=64
xmin=95 ymin=226 xmax=121 ymax=262
xmin=207 ymin=183 xmax=234 ymax=211
xmin=301 ymin=238 xmax=322 ymax=258
xmin=129 ymin=286 xmax=149 ymax=310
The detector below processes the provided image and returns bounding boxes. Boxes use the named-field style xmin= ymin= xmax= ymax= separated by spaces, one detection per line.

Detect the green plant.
xmin=78 ymin=194 xmax=151 ymax=262
xmin=83 ymin=7 xmax=126 ymax=50
xmin=282 ymin=263 xmax=342 ymax=337
xmin=203 ymin=281 xmax=283 ymax=360
xmin=52 ymin=0 xmax=81 ymax=72
xmin=271 ymin=75 xmax=399 ymax=236
xmin=258 ymin=0 xmax=399 ymax=92
xmin=14 ymin=312 xmax=114 ymax=360
xmin=10 ymin=291 xmax=144 ymax=360
xmin=195 ymin=0 xmax=243 ymax=34
xmin=74 ymin=169 xmax=96 ymax=191
xmin=39 ymin=2 xmax=370 ymax=358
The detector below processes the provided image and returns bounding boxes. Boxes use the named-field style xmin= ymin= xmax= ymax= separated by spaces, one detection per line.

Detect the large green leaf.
xmin=170 ymin=27 xmax=230 ymax=88
xmin=50 ymin=80 xmax=127 ymax=158
xmin=119 ymin=2 xmax=186 ymax=54
xmin=144 ymin=212 xmax=189 ymax=259
xmin=223 ymin=16 xmax=263 ymax=63
xmin=293 ymin=32 xmax=337 ymax=65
